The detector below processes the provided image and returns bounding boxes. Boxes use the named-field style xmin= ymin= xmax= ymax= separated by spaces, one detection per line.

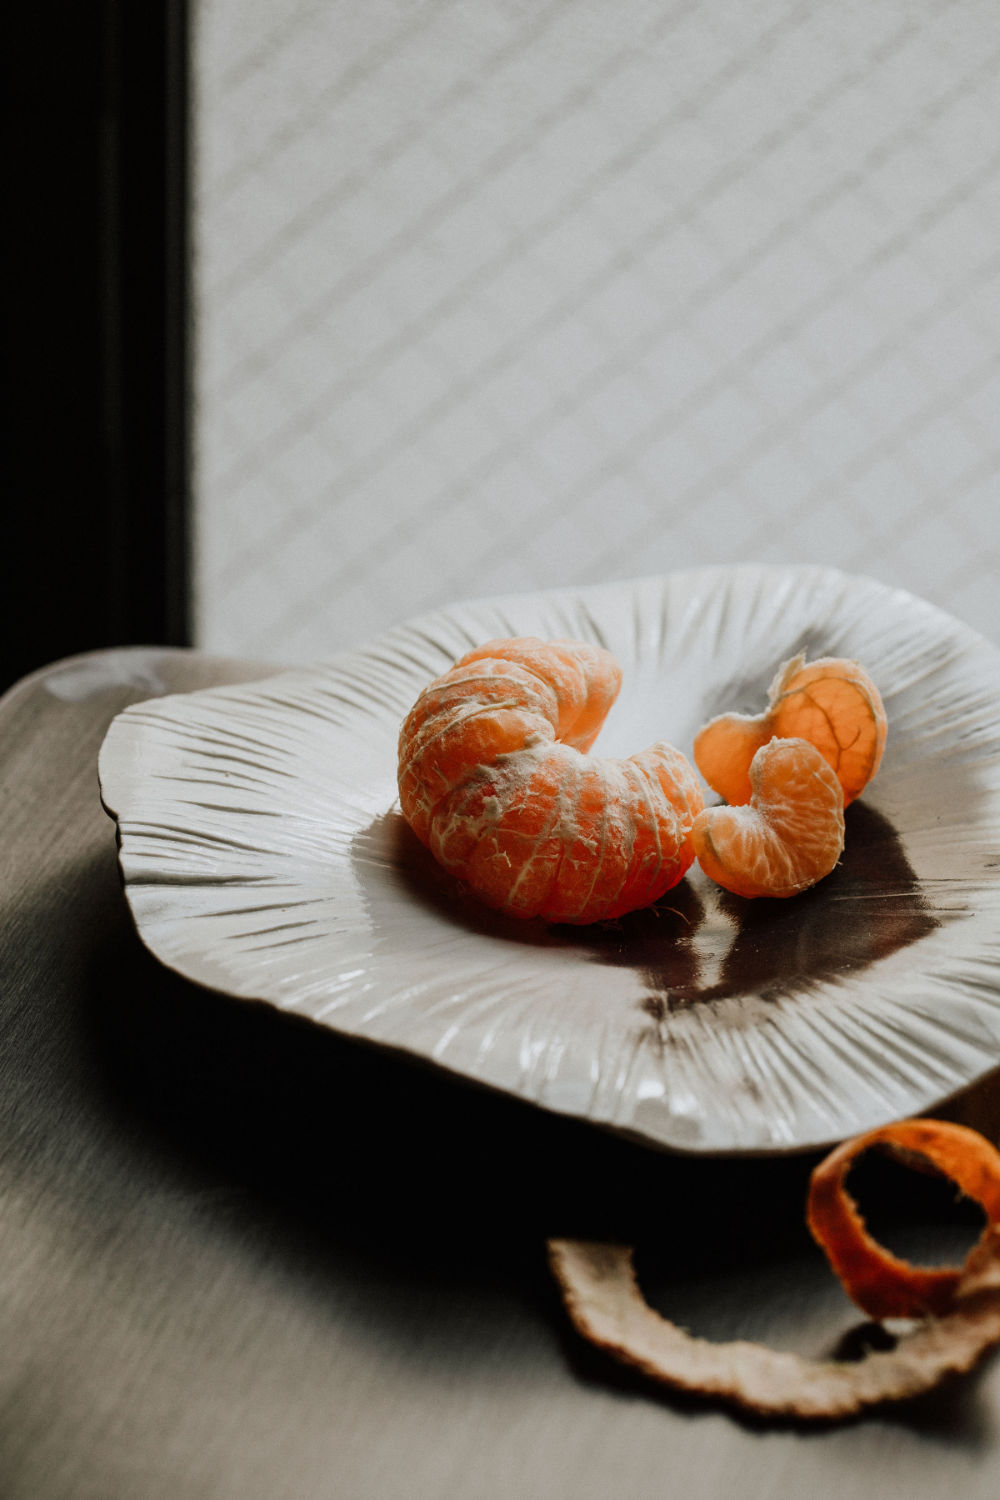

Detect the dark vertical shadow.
xmin=4 ymin=1 xmax=191 ymax=691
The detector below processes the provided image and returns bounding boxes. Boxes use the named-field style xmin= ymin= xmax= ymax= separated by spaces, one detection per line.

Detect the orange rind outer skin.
xmin=807 ymin=1119 xmax=1000 ymax=1319
xmin=694 ymin=653 xmax=887 ymax=808
xmin=690 ymin=737 xmax=845 ymax=899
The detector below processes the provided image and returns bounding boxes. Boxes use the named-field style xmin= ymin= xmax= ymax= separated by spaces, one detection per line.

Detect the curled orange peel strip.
xmin=806 ymin=1118 xmax=1000 ymax=1319
xmin=548 ymin=1119 xmax=1000 ymax=1419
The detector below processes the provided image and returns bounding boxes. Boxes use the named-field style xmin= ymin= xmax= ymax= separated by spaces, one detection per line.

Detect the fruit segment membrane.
xmin=694 ymin=654 xmax=887 ymax=808
xmin=691 ymin=737 xmax=846 ymax=899
xmin=397 ymin=636 xmax=703 ymax=923
xmin=398 ymin=641 xmax=885 ymax=919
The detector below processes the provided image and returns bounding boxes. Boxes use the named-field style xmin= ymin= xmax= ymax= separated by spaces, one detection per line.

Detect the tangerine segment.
xmin=398 ymin=637 xmax=703 ymax=924
xmin=694 ymin=652 xmax=887 ymax=807
xmin=431 ymin=742 xmax=702 ymax=924
xmin=398 ymin=638 xmax=622 ymax=844
xmin=458 ymin=637 xmax=620 ymax=752
xmin=807 ymin=1120 xmax=1000 ymax=1320
xmin=691 ymin=737 xmax=845 ymax=899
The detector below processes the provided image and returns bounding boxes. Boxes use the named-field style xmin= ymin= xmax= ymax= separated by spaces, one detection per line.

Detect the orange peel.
xmin=548 ymin=1120 xmax=1000 ymax=1420
xmin=806 ymin=1118 xmax=1000 ymax=1319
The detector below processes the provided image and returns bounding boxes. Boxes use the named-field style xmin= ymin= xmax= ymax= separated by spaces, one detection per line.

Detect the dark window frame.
xmin=4 ymin=2 xmax=191 ymax=691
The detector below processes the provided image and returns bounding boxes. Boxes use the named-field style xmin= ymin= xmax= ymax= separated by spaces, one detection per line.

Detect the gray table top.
xmin=4 ymin=646 xmax=1000 ymax=1499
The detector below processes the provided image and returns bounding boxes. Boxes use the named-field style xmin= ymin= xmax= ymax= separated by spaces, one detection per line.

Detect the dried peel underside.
xmin=547 ymin=1233 xmax=1000 ymax=1420
xmin=548 ymin=1121 xmax=1000 ymax=1421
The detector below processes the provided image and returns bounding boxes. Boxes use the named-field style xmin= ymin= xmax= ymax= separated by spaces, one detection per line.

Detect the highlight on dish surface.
xmin=397 ymin=638 xmax=887 ymax=920
xmin=549 ymin=1119 xmax=1000 ymax=1420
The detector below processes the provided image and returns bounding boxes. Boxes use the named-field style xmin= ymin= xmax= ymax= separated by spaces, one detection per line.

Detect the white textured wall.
xmin=194 ymin=0 xmax=1000 ymax=662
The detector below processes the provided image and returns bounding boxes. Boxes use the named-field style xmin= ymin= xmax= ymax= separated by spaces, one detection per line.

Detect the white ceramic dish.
xmin=98 ymin=565 xmax=1000 ymax=1154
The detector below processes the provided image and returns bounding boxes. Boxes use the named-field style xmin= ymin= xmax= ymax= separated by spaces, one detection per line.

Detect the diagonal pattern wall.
xmin=195 ymin=0 xmax=1000 ymax=661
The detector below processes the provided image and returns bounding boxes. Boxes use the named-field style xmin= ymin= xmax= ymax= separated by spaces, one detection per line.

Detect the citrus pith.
xmin=398 ymin=637 xmax=703 ymax=923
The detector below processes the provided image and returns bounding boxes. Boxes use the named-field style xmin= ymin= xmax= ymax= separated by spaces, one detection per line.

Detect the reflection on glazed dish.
xmin=601 ymin=802 xmax=941 ymax=1012
xmin=99 ymin=564 xmax=1000 ymax=1154
xmin=386 ymin=798 xmax=941 ymax=1009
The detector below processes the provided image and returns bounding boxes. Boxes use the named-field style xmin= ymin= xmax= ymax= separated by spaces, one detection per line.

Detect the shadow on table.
xmin=75 ymin=861 xmax=1000 ymax=1437
xmin=88 ymin=894 xmax=817 ymax=1268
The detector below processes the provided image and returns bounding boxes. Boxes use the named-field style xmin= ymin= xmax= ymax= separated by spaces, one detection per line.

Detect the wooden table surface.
xmin=4 ymin=647 xmax=1000 ymax=1499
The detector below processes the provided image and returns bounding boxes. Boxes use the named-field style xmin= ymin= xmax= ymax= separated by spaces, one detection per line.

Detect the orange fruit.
xmin=690 ymin=737 xmax=845 ymax=898
xmin=398 ymin=637 xmax=704 ymax=924
xmin=694 ymin=653 xmax=887 ymax=808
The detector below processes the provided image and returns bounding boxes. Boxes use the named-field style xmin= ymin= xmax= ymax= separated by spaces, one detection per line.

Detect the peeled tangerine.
xmin=694 ymin=652 xmax=887 ymax=809
xmin=397 ymin=636 xmax=704 ymax=924
xmin=691 ymin=736 xmax=846 ymax=899
xmin=399 ymin=638 xmax=882 ymax=918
